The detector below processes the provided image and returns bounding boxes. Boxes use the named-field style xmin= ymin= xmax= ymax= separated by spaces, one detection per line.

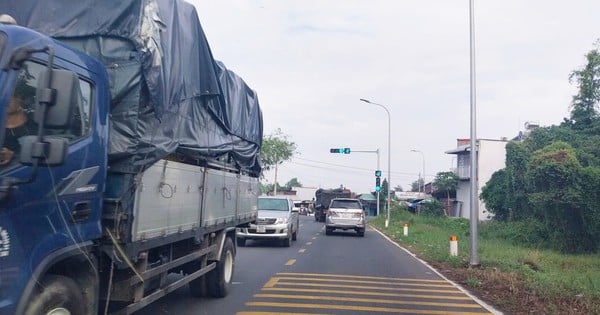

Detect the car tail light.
xmin=328 ymin=210 xmax=337 ymax=216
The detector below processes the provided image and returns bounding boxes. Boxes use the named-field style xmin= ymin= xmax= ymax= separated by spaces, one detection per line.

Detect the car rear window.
xmin=330 ymin=200 xmax=361 ymax=209
xmin=258 ymin=198 xmax=289 ymax=211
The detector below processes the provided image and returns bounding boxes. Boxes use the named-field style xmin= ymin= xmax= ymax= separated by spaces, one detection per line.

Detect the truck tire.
xmin=207 ymin=237 xmax=235 ymax=298
xmin=237 ymin=238 xmax=246 ymax=247
xmin=24 ymin=275 xmax=86 ymax=315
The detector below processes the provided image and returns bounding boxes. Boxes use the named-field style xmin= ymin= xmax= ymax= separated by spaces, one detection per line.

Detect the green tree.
xmin=481 ymin=169 xmax=510 ymax=221
xmin=433 ymin=171 xmax=458 ymax=216
xmin=504 ymin=141 xmax=532 ymax=221
xmin=410 ymin=178 xmax=423 ymax=192
xmin=285 ymin=178 xmax=302 ymax=188
xmin=567 ymin=43 xmax=600 ymax=130
xmin=525 ymin=141 xmax=592 ymax=253
xmin=260 ymin=129 xmax=297 ymax=194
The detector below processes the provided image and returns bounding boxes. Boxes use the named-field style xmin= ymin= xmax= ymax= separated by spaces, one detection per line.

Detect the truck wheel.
xmin=207 ymin=237 xmax=235 ymax=298
xmin=237 ymin=238 xmax=246 ymax=247
xmin=24 ymin=275 xmax=86 ymax=315
xmin=325 ymin=227 xmax=333 ymax=235
xmin=292 ymin=228 xmax=297 ymax=241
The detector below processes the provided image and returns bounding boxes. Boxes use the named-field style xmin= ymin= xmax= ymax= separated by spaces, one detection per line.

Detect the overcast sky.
xmin=190 ymin=0 xmax=600 ymax=194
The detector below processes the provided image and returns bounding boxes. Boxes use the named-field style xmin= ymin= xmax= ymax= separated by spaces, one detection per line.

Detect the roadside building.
xmin=445 ymin=138 xmax=508 ymax=220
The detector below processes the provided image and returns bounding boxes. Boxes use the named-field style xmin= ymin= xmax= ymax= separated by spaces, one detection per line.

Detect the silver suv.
xmin=325 ymin=198 xmax=365 ymax=237
xmin=236 ymin=196 xmax=299 ymax=247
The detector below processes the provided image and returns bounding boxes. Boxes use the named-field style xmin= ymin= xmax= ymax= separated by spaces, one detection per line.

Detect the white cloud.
xmin=190 ymin=0 xmax=600 ymax=193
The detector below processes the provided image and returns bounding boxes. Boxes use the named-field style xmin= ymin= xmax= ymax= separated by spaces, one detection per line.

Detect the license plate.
xmin=257 ymin=225 xmax=266 ymax=233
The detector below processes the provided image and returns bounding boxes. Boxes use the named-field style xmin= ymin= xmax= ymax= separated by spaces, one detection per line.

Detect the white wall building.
xmin=289 ymin=186 xmax=318 ymax=202
xmin=445 ymin=138 xmax=508 ymax=220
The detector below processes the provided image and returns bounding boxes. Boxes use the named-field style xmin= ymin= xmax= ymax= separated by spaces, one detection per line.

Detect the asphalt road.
xmin=134 ymin=215 xmax=498 ymax=315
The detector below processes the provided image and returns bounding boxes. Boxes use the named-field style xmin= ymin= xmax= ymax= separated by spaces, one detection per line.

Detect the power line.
xmin=292 ymin=156 xmax=417 ymax=177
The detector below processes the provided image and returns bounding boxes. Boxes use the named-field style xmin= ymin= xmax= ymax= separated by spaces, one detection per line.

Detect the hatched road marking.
xmin=238 ymin=272 xmax=493 ymax=315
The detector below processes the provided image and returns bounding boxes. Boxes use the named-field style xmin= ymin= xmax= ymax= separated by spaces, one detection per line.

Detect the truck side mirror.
xmin=34 ymin=69 xmax=78 ymax=128
xmin=19 ymin=136 xmax=67 ymax=166
xmin=19 ymin=69 xmax=78 ymax=167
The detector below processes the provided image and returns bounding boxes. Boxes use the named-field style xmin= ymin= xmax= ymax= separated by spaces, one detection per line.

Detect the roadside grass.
xmin=368 ymin=206 xmax=600 ymax=314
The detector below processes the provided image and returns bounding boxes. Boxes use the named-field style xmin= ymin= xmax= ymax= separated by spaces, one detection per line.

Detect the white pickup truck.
xmin=236 ymin=196 xmax=300 ymax=246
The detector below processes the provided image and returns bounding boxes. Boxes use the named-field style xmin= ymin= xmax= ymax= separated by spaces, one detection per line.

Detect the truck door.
xmin=0 ymin=57 xmax=106 ymax=294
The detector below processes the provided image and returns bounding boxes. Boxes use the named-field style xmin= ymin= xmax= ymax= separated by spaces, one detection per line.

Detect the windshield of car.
xmin=258 ymin=198 xmax=289 ymax=211
xmin=330 ymin=200 xmax=361 ymax=209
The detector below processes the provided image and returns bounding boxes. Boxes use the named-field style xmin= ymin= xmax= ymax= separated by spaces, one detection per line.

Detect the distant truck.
xmin=314 ymin=188 xmax=352 ymax=222
xmin=0 ymin=1 xmax=262 ymax=314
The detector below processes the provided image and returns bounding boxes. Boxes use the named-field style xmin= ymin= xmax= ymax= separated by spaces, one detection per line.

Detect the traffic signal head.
xmin=375 ymin=170 xmax=381 ymax=177
xmin=329 ymin=148 xmax=351 ymax=154
xmin=375 ymin=177 xmax=381 ymax=192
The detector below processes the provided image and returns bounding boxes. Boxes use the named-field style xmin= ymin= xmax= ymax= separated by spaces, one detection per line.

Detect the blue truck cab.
xmin=0 ymin=22 xmax=110 ymax=314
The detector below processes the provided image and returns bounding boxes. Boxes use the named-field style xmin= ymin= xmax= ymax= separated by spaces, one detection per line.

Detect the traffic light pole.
xmin=349 ymin=149 xmax=380 ymax=217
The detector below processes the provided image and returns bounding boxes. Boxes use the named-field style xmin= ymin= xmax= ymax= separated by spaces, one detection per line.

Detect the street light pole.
xmin=360 ymin=98 xmax=391 ymax=228
xmin=469 ymin=0 xmax=480 ymax=266
xmin=410 ymin=149 xmax=425 ymax=194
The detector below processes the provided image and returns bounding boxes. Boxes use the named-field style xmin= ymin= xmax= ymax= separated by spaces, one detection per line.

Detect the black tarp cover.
xmin=2 ymin=0 xmax=263 ymax=174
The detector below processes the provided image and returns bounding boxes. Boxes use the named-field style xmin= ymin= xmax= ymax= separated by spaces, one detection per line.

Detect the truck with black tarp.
xmin=314 ymin=188 xmax=352 ymax=222
xmin=0 ymin=1 xmax=262 ymax=314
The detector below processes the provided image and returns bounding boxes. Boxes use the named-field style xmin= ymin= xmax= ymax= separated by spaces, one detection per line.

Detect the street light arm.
xmin=360 ymin=99 xmax=390 ymax=117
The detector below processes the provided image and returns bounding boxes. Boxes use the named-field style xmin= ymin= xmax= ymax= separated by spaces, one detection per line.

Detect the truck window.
xmin=1 ymin=61 xmax=92 ymax=169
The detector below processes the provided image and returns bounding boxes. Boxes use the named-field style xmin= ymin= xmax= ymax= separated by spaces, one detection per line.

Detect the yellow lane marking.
xmin=298 ymin=248 xmax=306 ymax=253
xmin=263 ymin=277 xmax=279 ymax=288
xmin=261 ymin=287 xmax=472 ymax=300
xmin=253 ymin=294 xmax=483 ymax=309
xmin=312 ymin=236 xmax=317 ymax=240
xmin=285 ymin=259 xmax=296 ymax=266
xmin=272 ymin=276 xmax=454 ymax=288
xmin=245 ymin=302 xmax=491 ymax=315
xmin=273 ymin=280 xmax=460 ymax=294
xmin=306 ymin=242 xmax=312 ymax=245
xmin=237 ymin=312 xmax=331 ymax=315
xmin=276 ymin=272 xmax=448 ymax=283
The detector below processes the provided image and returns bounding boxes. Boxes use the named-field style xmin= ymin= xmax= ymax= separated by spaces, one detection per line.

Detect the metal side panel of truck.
xmin=132 ymin=160 xmax=205 ymax=241
xmin=132 ymin=161 xmax=258 ymax=241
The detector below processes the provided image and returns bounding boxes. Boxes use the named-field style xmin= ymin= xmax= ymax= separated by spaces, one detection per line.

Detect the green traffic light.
xmin=375 ymin=170 xmax=381 ymax=177
xmin=343 ymin=148 xmax=351 ymax=154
